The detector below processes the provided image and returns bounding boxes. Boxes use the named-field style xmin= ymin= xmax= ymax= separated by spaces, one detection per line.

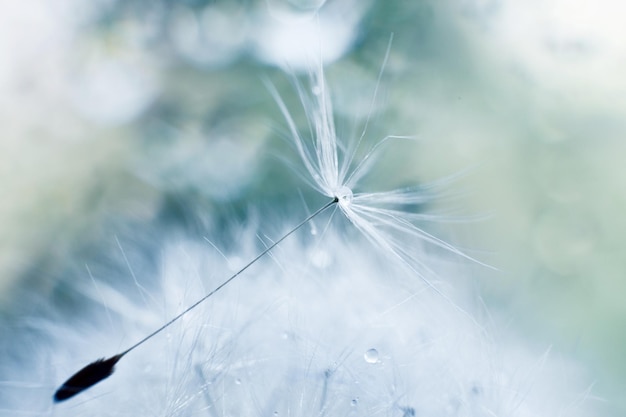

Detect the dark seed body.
xmin=53 ymin=354 xmax=123 ymax=402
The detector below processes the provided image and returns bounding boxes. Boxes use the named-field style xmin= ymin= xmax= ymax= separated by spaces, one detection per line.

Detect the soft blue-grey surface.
xmin=0 ymin=1 xmax=623 ymax=415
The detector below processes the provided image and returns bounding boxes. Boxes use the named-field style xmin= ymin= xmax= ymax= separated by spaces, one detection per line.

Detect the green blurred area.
xmin=1 ymin=1 xmax=624 ymax=414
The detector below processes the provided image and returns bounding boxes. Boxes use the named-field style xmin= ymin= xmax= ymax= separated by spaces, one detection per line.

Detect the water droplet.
xmin=273 ymin=412 xmax=279 ymax=416
xmin=336 ymin=186 xmax=353 ymax=208
xmin=235 ymin=378 xmax=242 ymax=385
xmin=351 ymin=398 xmax=358 ymax=406
xmin=312 ymin=85 xmax=321 ymax=95
xmin=364 ymin=348 xmax=379 ymax=364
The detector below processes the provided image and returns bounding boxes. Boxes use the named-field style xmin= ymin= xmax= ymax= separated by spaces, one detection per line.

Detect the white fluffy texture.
xmin=5 ymin=228 xmax=590 ymax=416
xmin=0 ymin=33 xmax=594 ymax=415
xmin=267 ymin=63 xmax=484 ymax=305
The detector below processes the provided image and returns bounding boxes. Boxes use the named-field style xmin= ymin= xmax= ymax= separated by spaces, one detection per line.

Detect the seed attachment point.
xmin=335 ymin=186 xmax=353 ymax=208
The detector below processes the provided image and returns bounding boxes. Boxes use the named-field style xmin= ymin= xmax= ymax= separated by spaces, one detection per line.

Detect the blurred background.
xmin=1 ymin=0 xmax=624 ymax=414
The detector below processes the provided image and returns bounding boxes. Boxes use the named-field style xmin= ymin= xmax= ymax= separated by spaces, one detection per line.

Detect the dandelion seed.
xmin=58 ymin=45 xmax=469 ymax=404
